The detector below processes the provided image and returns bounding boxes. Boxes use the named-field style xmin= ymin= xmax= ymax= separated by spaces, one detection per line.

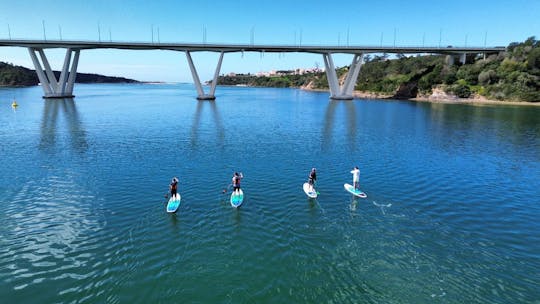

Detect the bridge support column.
xmin=446 ymin=55 xmax=455 ymax=66
xmin=185 ymin=51 xmax=224 ymax=100
xmin=28 ymin=48 xmax=80 ymax=98
xmin=459 ymin=53 xmax=467 ymax=64
xmin=322 ymin=53 xmax=364 ymax=100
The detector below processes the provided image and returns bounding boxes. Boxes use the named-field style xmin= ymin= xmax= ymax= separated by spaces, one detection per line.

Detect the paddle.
xmin=222 ymin=184 xmax=232 ymax=194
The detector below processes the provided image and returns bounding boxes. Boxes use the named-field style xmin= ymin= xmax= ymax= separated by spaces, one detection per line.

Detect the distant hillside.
xmin=0 ymin=62 xmax=139 ymax=86
xmin=216 ymin=37 xmax=540 ymax=102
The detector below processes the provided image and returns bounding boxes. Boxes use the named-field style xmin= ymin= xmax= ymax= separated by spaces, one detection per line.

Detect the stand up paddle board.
xmin=344 ymin=183 xmax=367 ymax=198
xmin=303 ymin=182 xmax=318 ymax=199
xmin=230 ymin=189 xmax=244 ymax=208
xmin=166 ymin=193 xmax=182 ymax=213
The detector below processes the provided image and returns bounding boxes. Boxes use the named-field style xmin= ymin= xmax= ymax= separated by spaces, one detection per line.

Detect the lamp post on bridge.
xmin=42 ymin=20 xmax=46 ymax=41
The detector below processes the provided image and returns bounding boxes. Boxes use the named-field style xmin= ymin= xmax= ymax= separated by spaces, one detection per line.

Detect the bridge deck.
xmin=0 ymin=39 xmax=505 ymax=54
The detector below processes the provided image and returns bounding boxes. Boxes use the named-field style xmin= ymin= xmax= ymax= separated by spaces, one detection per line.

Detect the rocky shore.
xmin=298 ymin=86 xmax=540 ymax=106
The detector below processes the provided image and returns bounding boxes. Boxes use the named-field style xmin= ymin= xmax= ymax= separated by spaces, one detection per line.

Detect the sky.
xmin=0 ymin=0 xmax=539 ymax=82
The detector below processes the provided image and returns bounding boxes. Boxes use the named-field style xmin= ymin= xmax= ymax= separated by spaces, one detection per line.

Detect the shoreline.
xmin=409 ymin=96 xmax=540 ymax=106
xmin=297 ymin=87 xmax=540 ymax=107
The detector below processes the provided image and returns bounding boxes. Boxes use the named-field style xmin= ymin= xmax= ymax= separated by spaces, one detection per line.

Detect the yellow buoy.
xmin=11 ymin=100 xmax=18 ymax=108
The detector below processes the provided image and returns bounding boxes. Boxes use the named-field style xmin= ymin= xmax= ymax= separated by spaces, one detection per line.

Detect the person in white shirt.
xmin=350 ymin=166 xmax=360 ymax=190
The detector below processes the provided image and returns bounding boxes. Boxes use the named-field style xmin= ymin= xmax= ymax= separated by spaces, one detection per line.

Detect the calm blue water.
xmin=1 ymin=84 xmax=539 ymax=303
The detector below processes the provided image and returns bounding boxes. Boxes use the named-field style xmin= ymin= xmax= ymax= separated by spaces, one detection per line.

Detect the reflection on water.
xmin=40 ymin=98 xmax=87 ymax=153
xmin=190 ymin=100 xmax=225 ymax=149
xmin=349 ymin=196 xmax=359 ymax=212
xmin=427 ymin=102 xmax=540 ymax=156
xmin=322 ymin=100 xmax=356 ymax=150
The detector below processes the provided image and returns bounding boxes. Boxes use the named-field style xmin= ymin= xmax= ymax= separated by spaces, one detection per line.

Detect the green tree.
xmin=527 ymin=47 xmax=540 ymax=72
xmin=478 ymin=70 xmax=498 ymax=85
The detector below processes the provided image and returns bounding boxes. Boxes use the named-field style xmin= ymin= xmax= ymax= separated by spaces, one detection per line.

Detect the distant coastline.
xmin=0 ymin=61 xmax=139 ymax=86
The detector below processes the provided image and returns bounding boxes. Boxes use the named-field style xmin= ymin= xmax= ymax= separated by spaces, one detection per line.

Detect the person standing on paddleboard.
xmin=350 ymin=167 xmax=360 ymax=190
xmin=170 ymin=177 xmax=179 ymax=198
xmin=232 ymin=172 xmax=243 ymax=194
xmin=308 ymin=168 xmax=317 ymax=191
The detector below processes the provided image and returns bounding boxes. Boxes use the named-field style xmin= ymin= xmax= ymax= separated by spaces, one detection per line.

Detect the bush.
xmin=527 ymin=47 xmax=540 ymax=72
xmin=443 ymin=73 xmax=457 ymax=85
xmin=450 ymin=84 xmax=472 ymax=98
xmin=478 ymin=70 xmax=498 ymax=85
xmin=470 ymin=85 xmax=486 ymax=96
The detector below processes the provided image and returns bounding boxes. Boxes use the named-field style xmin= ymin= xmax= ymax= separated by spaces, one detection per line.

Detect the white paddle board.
xmin=166 ymin=193 xmax=182 ymax=213
xmin=344 ymin=183 xmax=367 ymax=198
xmin=303 ymin=182 xmax=318 ymax=198
xmin=230 ymin=189 xmax=244 ymax=208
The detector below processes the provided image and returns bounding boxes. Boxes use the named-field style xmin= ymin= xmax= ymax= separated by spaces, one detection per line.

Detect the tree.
xmin=451 ymin=84 xmax=471 ymax=98
xmin=527 ymin=47 xmax=540 ymax=71
xmin=478 ymin=70 xmax=498 ymax=85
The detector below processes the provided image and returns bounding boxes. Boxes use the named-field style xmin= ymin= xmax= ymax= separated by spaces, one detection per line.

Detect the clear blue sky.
xmin=1 ymin=0 xmax=539 ymax=82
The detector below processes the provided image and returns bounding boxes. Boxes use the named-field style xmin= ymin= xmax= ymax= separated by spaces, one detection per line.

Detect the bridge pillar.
xmin=322 ymin=53 xmax=364 ymax=100
xmin=185 ymin=51 xmax=224 ymax=100
xmin=445 ymin=55 xmax=455 ymax=66
xmin=459 ymin=53 xmax=467 ymax=64
xmin=28 ymin=48 xmax=80 ymax=98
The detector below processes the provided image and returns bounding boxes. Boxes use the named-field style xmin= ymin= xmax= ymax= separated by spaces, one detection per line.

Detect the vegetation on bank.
xmin=0 ymin=62 xmax=139 ymax=86
xmin=217 ymin=37 xmax=540 ymax=102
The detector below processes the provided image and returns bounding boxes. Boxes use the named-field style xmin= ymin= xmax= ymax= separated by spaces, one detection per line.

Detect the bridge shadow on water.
xmin=40 ymin=98 xmax=87 ymax=153
xmin=321 ymin=100 xmax=357 ymax=151
xmin=190 ymin=100 xmax=225 ymax=149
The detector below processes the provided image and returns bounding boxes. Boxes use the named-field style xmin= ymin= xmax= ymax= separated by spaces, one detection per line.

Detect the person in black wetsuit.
xmin=169 ymin=177 xmax=179 ymax=198
xmin=308 ymin=168 xmax=317 ymax=191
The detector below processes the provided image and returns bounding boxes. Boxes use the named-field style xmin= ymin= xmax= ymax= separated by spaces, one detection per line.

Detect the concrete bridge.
xmin=0 ymin=39 xmax=505 ymax=100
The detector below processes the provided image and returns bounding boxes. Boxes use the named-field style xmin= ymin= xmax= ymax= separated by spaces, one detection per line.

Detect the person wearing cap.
xmin=350 ymin=166 xmax=360 ymax=190
xmin=308 ymin=168 xmax=317 ymax=191
xmin=232 ymin=172 xmax=243 ymax=194
xmin=169 ymin=177 xmax=179 ymax=198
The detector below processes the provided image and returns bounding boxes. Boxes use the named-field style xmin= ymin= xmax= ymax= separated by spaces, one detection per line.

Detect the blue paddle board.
xmin=166 ymin=193 xmax=182 ymax=213
xmin=344 ymin=183 xmax=367 ymax=198
xmin=303 ymin=182 xmax=318 ymax=198
xmin=230 ymin=189 xmax=244 ymax=208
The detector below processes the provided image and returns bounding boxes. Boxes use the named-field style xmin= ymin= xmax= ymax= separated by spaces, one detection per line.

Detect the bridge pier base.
xmin=323 ymin=53 xmax=364 ymax=100
xmin=186 ymin=51 xmax=224 ymax=100
xmin=28 ymin=48 xmax=80 ymax=98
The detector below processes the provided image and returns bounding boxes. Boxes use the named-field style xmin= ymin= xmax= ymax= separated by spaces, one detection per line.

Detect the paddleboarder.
xmin=350 ymin=166 xmax=360 ymax=190
xmin=232 ymin=172 xmax=243 ymax=194
xmin=169 ymin=177 xmax=179 ymax=198
xmin=308 ymin=168 xmax=317 ymax=191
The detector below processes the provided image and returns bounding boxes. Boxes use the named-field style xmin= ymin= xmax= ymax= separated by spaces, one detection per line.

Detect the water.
xmin=1 ymin=84 xmax=539 ymax=303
